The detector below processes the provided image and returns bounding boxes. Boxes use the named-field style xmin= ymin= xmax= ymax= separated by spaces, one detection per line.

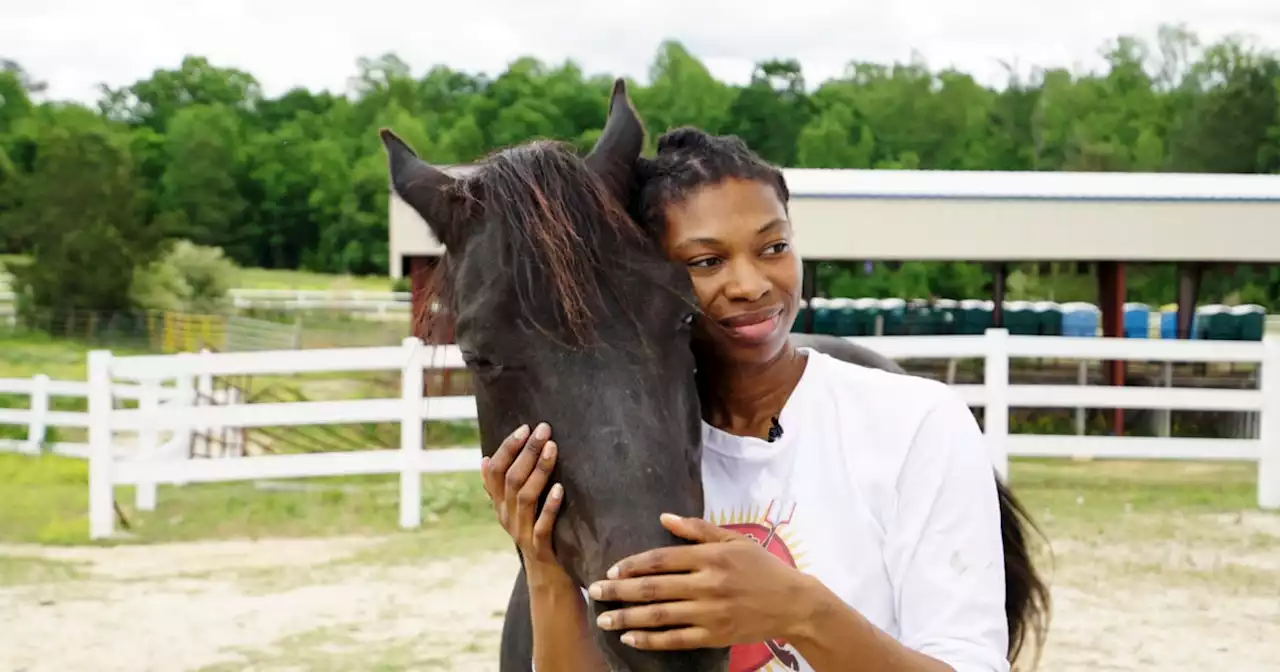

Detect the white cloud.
xmin=4 ymin=0 xmax=1280 ymax=103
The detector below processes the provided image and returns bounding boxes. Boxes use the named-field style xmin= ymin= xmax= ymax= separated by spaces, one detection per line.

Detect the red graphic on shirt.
xmin=717 ymin=501 xmax=802 ymax=672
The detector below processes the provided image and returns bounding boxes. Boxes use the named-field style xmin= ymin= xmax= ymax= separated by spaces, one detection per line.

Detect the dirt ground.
xmin=1 ymin=512 xmax=1278 ymax=672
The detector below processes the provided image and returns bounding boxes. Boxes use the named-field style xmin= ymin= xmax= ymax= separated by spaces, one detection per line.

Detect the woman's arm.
xmin=784 ymin=575 xmax=955 ymax=672
xmin=526 ymin=565 xmax=609 ymax=672
xmin=480 ymin=423 xmax=608 ymax=672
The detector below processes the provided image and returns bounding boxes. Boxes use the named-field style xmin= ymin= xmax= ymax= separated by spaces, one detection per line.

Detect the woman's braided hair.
xmin=635 ymin=127 xmax=790 ymax=235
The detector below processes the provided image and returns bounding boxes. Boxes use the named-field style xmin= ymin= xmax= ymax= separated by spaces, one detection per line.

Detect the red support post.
xmin=1097 ymin=262 xmax=1127 ymax=436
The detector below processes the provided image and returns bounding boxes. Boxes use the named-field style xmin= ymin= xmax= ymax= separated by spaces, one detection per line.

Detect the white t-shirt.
xmin=699 ymin=348 xmax=1009 ymax=672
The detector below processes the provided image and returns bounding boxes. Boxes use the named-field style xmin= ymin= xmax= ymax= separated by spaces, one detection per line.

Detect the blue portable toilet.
xmin=1159 ymin=307 xmax=1178 ymax=339
xmin=1123 ymin=302 xmax=1151 ymax=339
xmin=1159 ymin=303 xmax=1207 ymax=339
xmin=1061 ymin=302 xmax=1100 ymax=337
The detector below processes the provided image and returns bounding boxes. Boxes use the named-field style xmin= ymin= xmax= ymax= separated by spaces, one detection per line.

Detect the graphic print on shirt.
xmin=709 ymin=499 xmax=805 ymax=672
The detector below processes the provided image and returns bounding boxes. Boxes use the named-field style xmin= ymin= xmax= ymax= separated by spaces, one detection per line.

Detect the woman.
xmin=480 ymin=128 xmax=1044 ymax=672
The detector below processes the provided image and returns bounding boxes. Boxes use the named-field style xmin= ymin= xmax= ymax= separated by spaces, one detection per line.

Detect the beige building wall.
xmin=388 ymin=193 xmax=444 ymax=278
xmin=787 ymin=197 xmax=1280 ymax=262
xmin=388 ymin=168 xmax=1280 ymax=277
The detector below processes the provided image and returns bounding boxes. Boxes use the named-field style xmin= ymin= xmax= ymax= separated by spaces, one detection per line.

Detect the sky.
xmin=5 ymin=0 xmax=1280 ymax=104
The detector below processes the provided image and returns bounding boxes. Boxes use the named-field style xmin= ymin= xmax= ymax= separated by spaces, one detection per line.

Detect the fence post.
xmin=87 ymin=350 xmax=114 ymax=540
xmin=196 ymin=349 xmax=215 ymax=454
xmin=134 ymin=379 xmax=161 ymax=511
xmin=1258 ymin=334 xmax=1280 ymax=510
xmin=399 ymin=336 xmax=425 ymax=529
xmin=26 ymin=374 xmax=49 ymax=454
xmin=173 ymin=354 xmax=195 ymax=482
xmin=983 ymin=328 xmax=1011 ymax=482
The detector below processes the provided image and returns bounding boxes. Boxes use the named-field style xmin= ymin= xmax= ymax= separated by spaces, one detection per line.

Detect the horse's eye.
xmin=680 ymin=313 xmax=696 ymax=329
xmin=462 ymin=352 xmax=501 ymax=373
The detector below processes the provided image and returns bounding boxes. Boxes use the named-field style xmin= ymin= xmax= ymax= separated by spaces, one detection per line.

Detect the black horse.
xmin=383 ymin=80 xmax=727 ymax=672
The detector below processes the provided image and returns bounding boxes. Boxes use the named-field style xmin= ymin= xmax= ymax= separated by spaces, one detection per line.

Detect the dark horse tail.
xmin=994 ymin=476 xmax=1051 ymax=668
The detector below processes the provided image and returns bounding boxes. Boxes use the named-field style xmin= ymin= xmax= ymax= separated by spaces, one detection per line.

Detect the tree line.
xmin=2 ymin=24 xmax=1280 ymax=315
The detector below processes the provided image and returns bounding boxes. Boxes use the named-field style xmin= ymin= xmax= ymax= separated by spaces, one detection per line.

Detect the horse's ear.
xmin=379 ymin=128 xmax=472 ymax=250
xmin=585 ymin=78 xmax=646 ymax=203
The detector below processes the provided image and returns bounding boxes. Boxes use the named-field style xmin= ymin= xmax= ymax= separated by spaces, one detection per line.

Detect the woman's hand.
xmin=481 ymin=422 xmax=565 ymax=572
xmin=586 ymin=513 xmax=819 ymax=651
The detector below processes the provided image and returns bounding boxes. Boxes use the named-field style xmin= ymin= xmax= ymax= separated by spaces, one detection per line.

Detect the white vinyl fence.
xmin=8 ymin=330 xmax=1278 ymax=540
xmin=1 ymin=369 xmax=243 ymax=510
xmin=0 ymin=377 xmax=182 ymax=459
xmin=228 ymin=289 xmax=410 ymax=316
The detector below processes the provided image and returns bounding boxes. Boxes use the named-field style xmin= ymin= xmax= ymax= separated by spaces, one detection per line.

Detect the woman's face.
xmin=659 ymin=177 xmax=802 ymax=367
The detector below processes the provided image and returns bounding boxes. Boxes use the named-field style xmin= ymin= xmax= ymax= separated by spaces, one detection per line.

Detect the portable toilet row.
xmin=795 ymin=298 xmax=1268 ymax=340
xmin=1173 ymin=303 xmax=1266 ymax=340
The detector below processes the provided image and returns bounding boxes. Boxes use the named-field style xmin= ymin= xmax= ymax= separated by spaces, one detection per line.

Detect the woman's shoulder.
xmin=795 ymin=348 xmax=987 ymax=492
xmin=802 ymin=347 xmax=957 ymax=417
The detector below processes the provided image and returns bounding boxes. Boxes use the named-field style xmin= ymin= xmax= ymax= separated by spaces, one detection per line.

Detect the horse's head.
xmin=381 ymin=80 xmax=726 ymax=672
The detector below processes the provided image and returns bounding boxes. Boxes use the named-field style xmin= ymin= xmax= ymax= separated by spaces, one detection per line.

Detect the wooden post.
xmin=990 ymin=263 xmax=1008 ymax=328
xmin=800 ymin=260 xmax=818 ymax=333
xmin=1176 ymin=263 xmax=1203 ymax=339
xmin=1097 ymin=261 xmax=1127 ymax=436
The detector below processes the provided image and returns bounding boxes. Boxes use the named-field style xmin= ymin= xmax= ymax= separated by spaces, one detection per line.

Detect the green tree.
xmin=7 ymin=24 xmax=1280 ymax=311
xmin=3 ymin=115 xmax=162 ymax=314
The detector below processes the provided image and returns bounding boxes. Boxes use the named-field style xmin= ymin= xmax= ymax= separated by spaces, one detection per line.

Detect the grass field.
xmin=0 ymin=450 xmax=494 ymax=545
xmin=1 ymin=458 xmax=1276 ymax=672
xmin=232 ymin=266 xmax=394 ymax=292
xmin=1 ymin=254 xmax=392 ymax=293
xmin=1 ymin=451 xmax=1263 ymax=546
xmin=0 ymin=331 xmax=151 ymax=380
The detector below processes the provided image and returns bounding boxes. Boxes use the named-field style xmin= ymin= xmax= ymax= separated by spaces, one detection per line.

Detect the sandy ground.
xmin=1 ymin=513 xmax=1278 ymax=672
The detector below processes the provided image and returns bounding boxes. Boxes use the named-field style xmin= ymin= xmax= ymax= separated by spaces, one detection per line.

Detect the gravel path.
xmin=1 ymin=512 xmax=1277 ymax=671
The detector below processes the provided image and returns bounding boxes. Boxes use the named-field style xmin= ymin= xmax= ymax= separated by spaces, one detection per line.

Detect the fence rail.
xmin=228 ymin=289 xmax=410 ymax=315
xmin=1 ymin=369 xmax=242 ymax=509
xmin=7 ymin=330 xmax=1277 ymax=540
xmin=0 ymin=376 xmax=180 ymax=458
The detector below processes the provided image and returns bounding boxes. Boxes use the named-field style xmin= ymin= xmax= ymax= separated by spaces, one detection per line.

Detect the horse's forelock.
xmin=471 ymin=141 xmax=648 ymax=347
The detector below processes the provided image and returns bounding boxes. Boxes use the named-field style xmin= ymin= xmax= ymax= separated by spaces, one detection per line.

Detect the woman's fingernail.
xmin=588 ymin=582 xmax=603 ymax=599
xmin=606 ymin=565 xmax=620 ymax=579
xmin=541 ymin=441 xmax=556 ymax=461
xmin=480 ymin=457 xmax=489 ymax=470
xmin=596 ymin=612 xmax=612 ymax=628
xmin=621 ymin=632 xmax=637 ymax=647
xmin=511 ymin=424 xmax=530 ymax=441
xmin=550 ymin=483 xmax=563 ymax=500
xmin=533 ymin=422 xmax=550 ymax=440
xmin=660 ymin=513 xmax=681 ymax=524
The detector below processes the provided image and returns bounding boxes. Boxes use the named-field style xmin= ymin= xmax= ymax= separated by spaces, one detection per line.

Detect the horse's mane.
xmin=419 ymin=140 xmax=650 ymax=348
